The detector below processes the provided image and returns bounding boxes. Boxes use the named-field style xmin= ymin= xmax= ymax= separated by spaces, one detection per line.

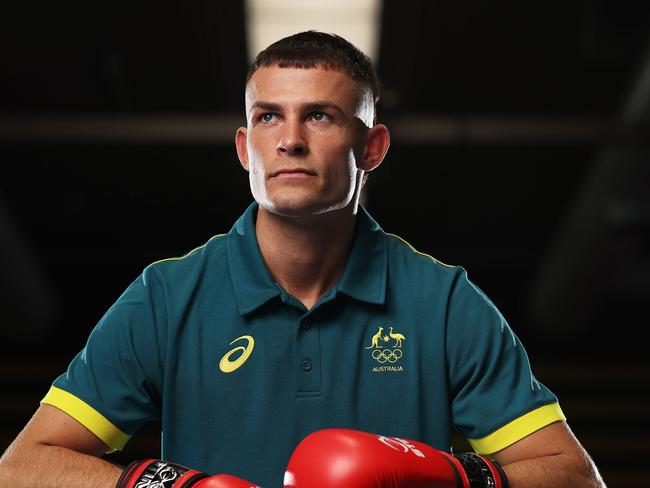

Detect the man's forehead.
xmin=245 ymin=65 xmax=366 ymax=108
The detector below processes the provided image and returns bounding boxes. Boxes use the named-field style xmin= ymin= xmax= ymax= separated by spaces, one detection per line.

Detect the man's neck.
xmin=255 ymin=205 xmax=357 ymax=310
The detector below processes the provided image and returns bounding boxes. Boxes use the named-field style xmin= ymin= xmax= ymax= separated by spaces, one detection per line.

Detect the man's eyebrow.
xmin=249 ymin=100 xmax=346 ymax=116
xmin=303 ymin=101 xmax=345 ymax=116
xmin=249 ymin=101 xmax=281 ymax=114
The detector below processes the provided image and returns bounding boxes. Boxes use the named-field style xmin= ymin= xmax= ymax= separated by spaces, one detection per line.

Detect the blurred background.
xmin=1 ymin=0 xmax=649 ymax=485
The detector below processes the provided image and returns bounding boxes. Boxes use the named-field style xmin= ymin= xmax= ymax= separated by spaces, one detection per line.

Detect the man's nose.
xmin=277 ymin=120 xmax=308 ymax=156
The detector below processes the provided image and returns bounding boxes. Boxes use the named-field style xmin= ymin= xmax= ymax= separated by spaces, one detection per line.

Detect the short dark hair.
xmin=247 ymin=31 xmax=380 ymax=111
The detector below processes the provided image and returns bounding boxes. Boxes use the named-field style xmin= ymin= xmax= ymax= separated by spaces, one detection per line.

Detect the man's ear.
xmin=359 ymin=124 xmax=390 ymax=172
xmin=235 ymin=127 xmax=249 ymax=171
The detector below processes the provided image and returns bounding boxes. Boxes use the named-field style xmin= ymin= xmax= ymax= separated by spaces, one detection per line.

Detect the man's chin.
xmin=258 ymin=198 xmax=353 ymax=219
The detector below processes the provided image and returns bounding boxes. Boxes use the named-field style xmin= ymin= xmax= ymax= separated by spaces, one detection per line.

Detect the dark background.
xmin=1 ymin=1 xmax=649 ymax=485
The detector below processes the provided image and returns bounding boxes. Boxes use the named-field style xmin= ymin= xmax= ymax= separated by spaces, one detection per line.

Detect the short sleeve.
xmin=446 ymin=269 xmax=565 ymax=455
xmin=41 ymin=265 xmax=166 ymax=451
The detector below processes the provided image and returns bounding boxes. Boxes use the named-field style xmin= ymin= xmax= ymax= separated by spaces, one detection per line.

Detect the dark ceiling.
xmin=378 ymin=1 xmax=650 ymax=115
xmin=1 ymin=1 xmax=248 ymax=112
xmin=1 ymin=0 xmax=649 ymax=362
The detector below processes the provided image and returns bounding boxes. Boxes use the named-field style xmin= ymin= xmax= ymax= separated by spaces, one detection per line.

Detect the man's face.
xmin=236 ymin=65 xmax=375 ymax=217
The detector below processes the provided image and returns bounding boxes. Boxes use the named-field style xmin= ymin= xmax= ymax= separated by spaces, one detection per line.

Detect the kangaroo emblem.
xmin=365 ymin=326 xmax=384 ymax=349
xmin=388 ymin=327 xmax=406 ymax=348
xmin=367 ymin=325 xmax=407 ymax=371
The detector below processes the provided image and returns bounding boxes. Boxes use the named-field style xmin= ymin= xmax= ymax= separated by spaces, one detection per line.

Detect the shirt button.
xmin=301 ymin=321 xmax=311 ymax=331
xmin=301 ymin=359 xmax=312 ymax=371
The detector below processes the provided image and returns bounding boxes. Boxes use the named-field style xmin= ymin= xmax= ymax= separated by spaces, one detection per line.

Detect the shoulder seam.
xmin=385 ymin=232 xmax=456 ymax=268
xmin=147 ymin=233 xmax=227 ymax=268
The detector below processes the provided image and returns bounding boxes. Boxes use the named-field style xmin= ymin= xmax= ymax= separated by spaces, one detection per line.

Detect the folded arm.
xmin=493 ymin=421 xmax=606 ymax=488
xmin=0 ymin=404 xmax=122 ymax=488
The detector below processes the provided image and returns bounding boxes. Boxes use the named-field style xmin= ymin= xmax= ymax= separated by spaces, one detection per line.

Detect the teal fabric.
xmin=52 ymin=202 xmax=558 ymax=487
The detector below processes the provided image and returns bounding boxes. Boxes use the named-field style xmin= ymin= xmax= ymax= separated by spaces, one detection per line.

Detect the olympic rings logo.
xmin=371 ymin=348 xmax=403 ymax=363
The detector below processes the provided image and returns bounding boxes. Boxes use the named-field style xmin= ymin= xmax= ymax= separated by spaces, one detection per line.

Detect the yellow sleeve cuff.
xmin=467 ymin=402 xmax=566 ymax=455
xmin=41 ymin=386 xmax=131 ymax=452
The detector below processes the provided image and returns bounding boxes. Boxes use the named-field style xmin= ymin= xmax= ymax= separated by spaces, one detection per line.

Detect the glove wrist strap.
xmin=452 ymin=452 xmax=509 ymax=488
xmin=116 ymin=459 xmax=208 ymax=488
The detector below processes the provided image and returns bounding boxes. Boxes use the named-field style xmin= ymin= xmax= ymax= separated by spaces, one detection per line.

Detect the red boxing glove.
xmin=283 ymin=428 xmax=508 ymax=488
xmin=117 ymin=459 xmax=260 ymax=488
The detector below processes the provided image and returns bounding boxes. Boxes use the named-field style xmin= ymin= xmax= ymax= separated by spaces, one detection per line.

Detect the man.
xmin=0 ymin=31 xmax=605 ymax=487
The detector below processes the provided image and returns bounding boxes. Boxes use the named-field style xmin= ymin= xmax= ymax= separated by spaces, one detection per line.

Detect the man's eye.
xmin=261 ymin=113 xmax=276 ymax=122
xmin=311 ymin=112 xmax=330 ymax=122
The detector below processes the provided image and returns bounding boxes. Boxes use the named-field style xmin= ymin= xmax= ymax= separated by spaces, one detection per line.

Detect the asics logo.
xmin=219 ymin=335 xmax=255 ymax=373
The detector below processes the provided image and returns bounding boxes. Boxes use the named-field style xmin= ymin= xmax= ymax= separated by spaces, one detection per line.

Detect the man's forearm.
xmin=503 ymin=451 xmax=606 ymax=488
xmin=0 ymin=442 xmax=122 ymax=488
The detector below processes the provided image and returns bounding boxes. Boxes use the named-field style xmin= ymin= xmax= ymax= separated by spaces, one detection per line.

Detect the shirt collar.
xmin=336 ymin=205 xmax=388 ymax=305
xmin=227 ymin=202 xmax=281 ymax=315
xmin=227 ymin=202 xmax=388 ymax=315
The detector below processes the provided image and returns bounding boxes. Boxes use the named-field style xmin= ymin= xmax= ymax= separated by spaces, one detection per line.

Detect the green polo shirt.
xmin=42 ymin=202 xmax=564 ymax=487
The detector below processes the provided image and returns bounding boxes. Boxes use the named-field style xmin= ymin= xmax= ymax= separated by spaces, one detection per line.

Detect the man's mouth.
xmin=270 ymin=168 xmax=317 ymax=178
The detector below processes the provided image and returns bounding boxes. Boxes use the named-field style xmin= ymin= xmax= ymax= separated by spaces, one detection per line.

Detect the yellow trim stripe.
xmin=41 ymin=386 xmax=130 ymax=452
xmin=385 ymin=233 xmax=455 ymax=268
xmin=468 ymin=403 xmax=566 ymax=455
xmin=149 ymin=233 xmax=226 ymax=267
